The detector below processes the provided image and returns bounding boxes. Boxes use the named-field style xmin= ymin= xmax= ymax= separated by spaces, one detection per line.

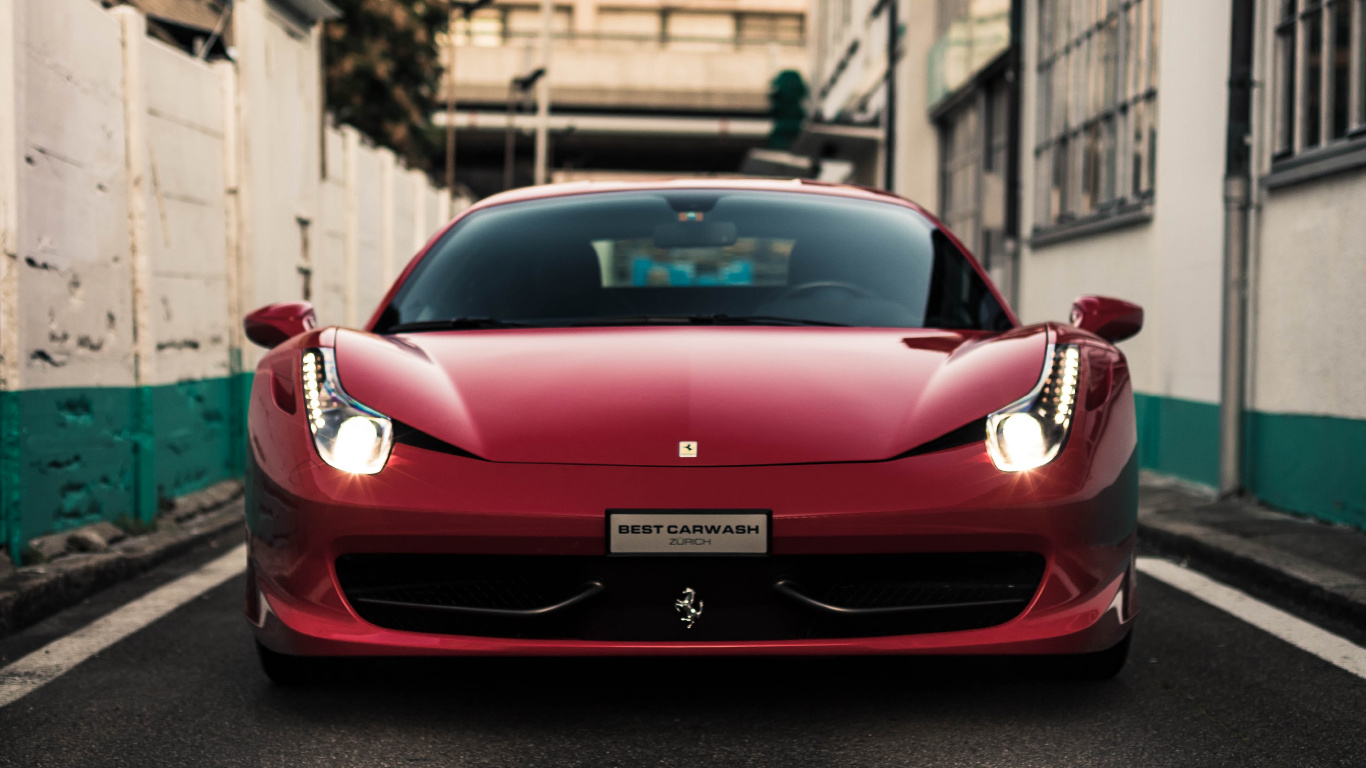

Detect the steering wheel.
xmin=775 ymin=281 xmax=879 ymax=302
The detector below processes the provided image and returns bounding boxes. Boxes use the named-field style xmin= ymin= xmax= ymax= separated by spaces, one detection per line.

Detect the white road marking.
xmin=1137 ymin=556 xmax=1366 ymax=681
xmin=0 ymin=544 xmax=246 ymax=708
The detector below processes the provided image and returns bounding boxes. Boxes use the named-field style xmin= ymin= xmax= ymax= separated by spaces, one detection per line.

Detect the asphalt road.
xmin=1 ymin=531 xmax=1364 ymax=767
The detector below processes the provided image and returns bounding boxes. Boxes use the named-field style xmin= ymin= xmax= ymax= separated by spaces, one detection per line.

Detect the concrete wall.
xmin=0 ymin=0 xmax=455 ymax=560
xmin=0 ymin=0 xmax=138 ymax=551
xmin=1017 ymin=0 xmax=1233 ymax=488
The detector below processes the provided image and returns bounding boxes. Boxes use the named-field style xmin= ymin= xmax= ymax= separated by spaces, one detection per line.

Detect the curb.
xmin=1138 ymin=513 xmax=1366 ymax=631
xmin=0 ymin=481 xmax=245 ymax=638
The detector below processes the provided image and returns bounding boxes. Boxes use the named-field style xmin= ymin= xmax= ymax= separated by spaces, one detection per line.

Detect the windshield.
xmin=374 ymin=190 xmax=1012 ymax=332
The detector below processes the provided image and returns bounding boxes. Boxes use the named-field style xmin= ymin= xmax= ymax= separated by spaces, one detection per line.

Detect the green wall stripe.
xmin=1247 ymin=410 xmax=1366 ymax=529
xmin=1 ymin=373 xmax=251 ymax=560
xmin=3 ymin=377 xmax=1362 ymax=556
xmin=1134 ymin=393 xmax=1221 ymax=489
xmin=1134 ymin=392 xmax=1366 ymax=531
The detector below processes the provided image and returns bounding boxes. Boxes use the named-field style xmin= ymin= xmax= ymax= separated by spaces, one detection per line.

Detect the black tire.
xmin=255 ymin=640 xmax=337 ymax=686
xmin=1053 ymin=630 xmax=1132 ymax=680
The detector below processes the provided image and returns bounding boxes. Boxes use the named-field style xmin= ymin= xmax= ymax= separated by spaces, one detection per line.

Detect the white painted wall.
xmin=316 ymin=124 xmax=349 ymax=328
xmin=11 ymin=0 xmax=134 ymax=390
xmin=1253 ymin=175 xmax=1366 ymax=421
xmin=1017 ymin=0 xmax=1231 ymax=404
xmin=137 ymin=35 xmax=231 ymax=386
xmin=894 ymin=0 xmax=941 ymax=209
xmin=353 ymin=143 xmax=385 ymax=317
xmin=232 ymin=0 xmax=322 ymax=367
xmin=3 ymin=0 xmax=460 ymax=387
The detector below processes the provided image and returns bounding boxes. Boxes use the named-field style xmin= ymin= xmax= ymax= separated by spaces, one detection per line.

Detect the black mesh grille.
xmin=335 ymin=552 xmax=1046 ymax=641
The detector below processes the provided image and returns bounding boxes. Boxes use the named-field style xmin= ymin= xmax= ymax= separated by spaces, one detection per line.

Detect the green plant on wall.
xmin=324 ymin=0 xmax=452 ymax=176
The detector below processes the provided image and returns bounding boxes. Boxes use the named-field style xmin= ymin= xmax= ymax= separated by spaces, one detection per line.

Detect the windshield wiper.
xmin=385 ymin=317 xmax=534 ymax=333
xmin=569 ymin=314 xmax=849 ymax=328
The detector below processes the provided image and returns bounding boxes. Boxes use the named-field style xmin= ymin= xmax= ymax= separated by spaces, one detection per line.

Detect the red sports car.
xmin=242 ymin=180 xmax=1143 ymax=684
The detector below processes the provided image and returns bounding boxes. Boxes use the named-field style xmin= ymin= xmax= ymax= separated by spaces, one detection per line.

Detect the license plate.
xmin=607 ymin=510 xmax=770 ymax=555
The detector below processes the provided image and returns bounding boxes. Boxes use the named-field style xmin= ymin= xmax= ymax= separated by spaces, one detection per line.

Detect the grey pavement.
xmin=0 ymin=523 xmax=1362 ymax=766
xmin=0 ymin=478 xmax=1364 ymax=766
xmin=1139 ymin=473 xmax=1366 ymax=644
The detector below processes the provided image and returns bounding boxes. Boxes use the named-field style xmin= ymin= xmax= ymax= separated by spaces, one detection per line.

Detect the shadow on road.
xmin=254 ymin=654 xmax=1128 ymax=731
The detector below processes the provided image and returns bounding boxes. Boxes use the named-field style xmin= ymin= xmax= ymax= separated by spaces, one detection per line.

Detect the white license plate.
xmin=608 ymin=511 xmax=770 ymax=555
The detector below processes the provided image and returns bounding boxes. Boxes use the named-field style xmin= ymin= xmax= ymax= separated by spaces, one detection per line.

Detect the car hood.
xmin=334 ymin=326 xmax=1049 ymax=467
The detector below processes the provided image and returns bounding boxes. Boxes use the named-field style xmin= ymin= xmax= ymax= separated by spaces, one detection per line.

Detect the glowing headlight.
xmin=301 ymin=348 xmax=393 ymax=474
xmin=985 ymin=343 xmax=1081 ymax=472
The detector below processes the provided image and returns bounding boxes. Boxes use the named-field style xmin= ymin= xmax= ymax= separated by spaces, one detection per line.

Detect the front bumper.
xmin=246 ymin=433 xmax=1139 ymax=657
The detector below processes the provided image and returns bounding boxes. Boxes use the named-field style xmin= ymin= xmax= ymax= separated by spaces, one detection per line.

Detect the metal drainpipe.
xmin=1219 ymin=0 xmax=1256 ymax=497
xmin=883 ymin=0 xmax=898 ymax=191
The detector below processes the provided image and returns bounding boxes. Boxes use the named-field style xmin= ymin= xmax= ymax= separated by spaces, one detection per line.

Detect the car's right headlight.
xmin=301 ymin=348 xmax=394 ymax=475
xmin=985 ymin=342 xmax=1082 ymax=472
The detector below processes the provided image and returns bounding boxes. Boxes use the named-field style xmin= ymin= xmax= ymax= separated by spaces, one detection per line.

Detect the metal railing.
xmin=454 ymin=29 xmax=806 ymax=49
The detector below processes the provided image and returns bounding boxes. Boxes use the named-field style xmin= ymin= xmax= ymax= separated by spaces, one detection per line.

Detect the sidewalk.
xmin=1138 ymin=472 xmax=1366 ymax=631
xmin=0 ymin=481 xmax=245 ymax=637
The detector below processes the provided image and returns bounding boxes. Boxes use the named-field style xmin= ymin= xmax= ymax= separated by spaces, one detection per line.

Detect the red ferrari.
xmin=242 ymin=180 xmax=1143 ymax=684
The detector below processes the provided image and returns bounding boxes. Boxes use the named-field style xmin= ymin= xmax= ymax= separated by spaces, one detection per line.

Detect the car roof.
xmin=461 ymin=178 xmax=938 ymax=222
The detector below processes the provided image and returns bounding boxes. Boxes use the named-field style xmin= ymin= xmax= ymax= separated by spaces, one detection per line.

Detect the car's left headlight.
xmin=985 ymin=343 xmax=1081 ymax=472
xmin=301 ymin=348 xmax=394 ymax=475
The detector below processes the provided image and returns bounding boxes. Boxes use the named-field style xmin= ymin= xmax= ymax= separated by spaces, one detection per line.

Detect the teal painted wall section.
xmin=1248 ymin=411 xmax=1366 ymax=530
xmin=152 ymin=378 xmax=237 ymax=503
xmin=0 ymin=375 xmax=249 ymax=561
xmin=1134 ymin=393 xmax=1221 ymax=489
xmin=4 ymin=388 xmax=142 ymax=555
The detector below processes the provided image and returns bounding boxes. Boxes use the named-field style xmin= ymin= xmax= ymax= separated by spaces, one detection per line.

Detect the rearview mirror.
xmin=1069 ymin=296 xmax=1143 ymax=343
xmin=653 ymin=221 xmax=738 ymax=249
xmin=244 ymin=302 xmax=316 ymax=349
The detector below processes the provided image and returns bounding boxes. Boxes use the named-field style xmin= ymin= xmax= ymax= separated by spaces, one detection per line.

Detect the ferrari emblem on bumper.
xmin=679 ymin=441 xmax=698 ymax=458
xmin=675 ymin=587 xmax=704 ymax=629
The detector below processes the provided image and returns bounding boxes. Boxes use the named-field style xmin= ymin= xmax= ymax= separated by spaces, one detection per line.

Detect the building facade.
xmin=442 ymin=0 xmax=808 ymax=196
xmin=1018 ymin=0 xmax=1365 ymax=528
xmin=803 ymin=0 xmax=1365 ymax=527
xmin=804 ymin=0 xmax=1021 ymax=291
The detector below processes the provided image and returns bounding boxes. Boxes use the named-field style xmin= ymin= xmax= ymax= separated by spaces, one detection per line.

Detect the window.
xmin=1274 ymin=1 xmax=1366 ymax=159
xmin=1034 ymin=0 xmax=1160 ymax=234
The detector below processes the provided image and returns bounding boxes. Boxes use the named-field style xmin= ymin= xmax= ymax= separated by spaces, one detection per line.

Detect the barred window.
xmin=1274 ymin=1 xmax=1365 ymax=158
xmin=1034 ymin=0 xmax=1160 ymax=234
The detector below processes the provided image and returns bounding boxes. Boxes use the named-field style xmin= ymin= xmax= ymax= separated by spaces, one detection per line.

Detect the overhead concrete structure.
xmin=441 ymin=0 xmax=807 ymax=195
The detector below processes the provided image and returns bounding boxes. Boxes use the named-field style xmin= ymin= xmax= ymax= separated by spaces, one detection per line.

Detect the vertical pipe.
xmin=342 ymin=127 xmax=359 ymax=328
xmin=115 ymin=7 xmax=158 ymax=523
xmin=505 ymin=83 xmax=517 ymax=190
xmin=1219 ymin=0 xmax=1256 ymax=497
xmin=445 ymin=9 xmax=457 ymax=191
xmin=534 ymin=0 xmax=552 ymax=185
xmin=883 ymin=0 xmax=898 ymax=191
xmin=218 ymin=59 xmax=246 ymax=478
xmin=379 ymin=150 xmax=394 ymax=286
xmin=1003 ymin=0 xmax=1025 ymax=309
xmin=0 ymin=0 xmax=22 ymax=560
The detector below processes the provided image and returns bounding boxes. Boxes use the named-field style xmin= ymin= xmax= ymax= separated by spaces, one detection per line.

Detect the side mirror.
xmin=1069 ymin=296 xmax=1143 ymax=343
xmin=244 ymin=302 xmax=316 ymax=349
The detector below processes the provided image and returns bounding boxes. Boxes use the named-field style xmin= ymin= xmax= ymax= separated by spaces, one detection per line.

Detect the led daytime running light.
xmin=301 ymin=348 xmax=394 ymax=475
xmin=985 ymin=342 xmax=1082 ymax=472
